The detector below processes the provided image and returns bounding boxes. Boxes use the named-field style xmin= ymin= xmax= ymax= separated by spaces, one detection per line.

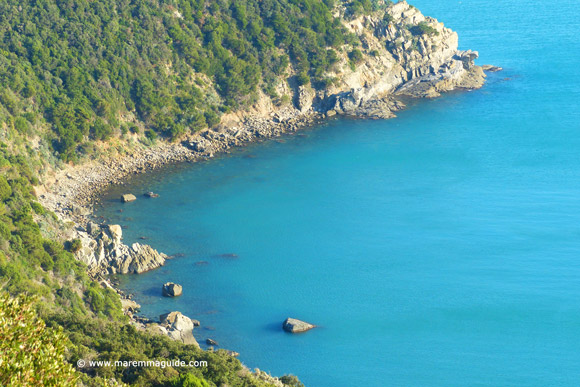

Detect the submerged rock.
xmin=162 ymin=282 xmax=183 ymax=297
xmin=282 ymin=318 xmax=315 ymax=333
xmin=206 ymin=338 xmax=219 ymax=346
xmin=121 ymin=194 xmax=136 ymax=202
xmin=213 ymin=253 xmax=238 ymax=259
xmin=144 ymin=191 xmax=159 ymax=198
xmin=482 ymin=64 xmax=503 ymax=72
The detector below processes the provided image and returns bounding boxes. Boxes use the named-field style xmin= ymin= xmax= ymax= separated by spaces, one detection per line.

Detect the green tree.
xmin=0 ymin=176 xmax=11 ymax=201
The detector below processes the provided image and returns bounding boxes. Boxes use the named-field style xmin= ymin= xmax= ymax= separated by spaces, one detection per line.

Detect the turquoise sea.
xmin=96 ymin=1 xmax=580 ymax=385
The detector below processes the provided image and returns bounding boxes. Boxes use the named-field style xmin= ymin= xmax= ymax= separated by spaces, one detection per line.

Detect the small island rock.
xmin=282 ymin=318 xmax=315 ymax=333
xmin=162 ymin=282 xmax=183 ymax=297
xmin=206 ymin=338 xmax=218 ymax=346
xmin=121 ymin=194 xmax=137 ymax=202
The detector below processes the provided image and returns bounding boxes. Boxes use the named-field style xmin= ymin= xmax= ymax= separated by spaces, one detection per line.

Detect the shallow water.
xmin=97 ymin=1 xmax=580 ymax=385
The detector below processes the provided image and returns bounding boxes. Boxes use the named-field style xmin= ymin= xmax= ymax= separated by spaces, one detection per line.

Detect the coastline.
xmin=33 ymin=0 xmax=498 ymax=375
xmin=38 ymin=108 xmax=324 ymax=223
xmin=36 ymin=65 xmax=492 ymax=333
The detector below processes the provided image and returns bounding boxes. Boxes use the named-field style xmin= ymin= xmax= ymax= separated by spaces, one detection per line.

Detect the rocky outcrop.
xmin=75 ymin=223 xmax=167 ymax=276
xmin=316 ymin=1 xmax=489 ymax=117
xmin=158 ymin=311 xmax=199 ymax=347
xmin=121 ymin=298 xmax=140 ymax=317
xmin=162 ymin=282 xmax=183 ymax=297
xmin=282 ymin=318 xmax=315 ymax=333
xmin=295 ymin=85 xmax=315 ymax=113
xmin=395 ymin=50 xmax=485 ymax=98
xmin=327 ymin=90 xmax=405 ymax=119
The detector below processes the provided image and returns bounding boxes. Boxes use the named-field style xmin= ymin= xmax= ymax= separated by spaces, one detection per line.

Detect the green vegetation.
xmin=408 ymin=21 xmax=439 ymax=36
xmin=0 ymin=143 xmax=300 ymax=385
xmin=45 ymin=312 xmax=287 ymax=386
xmin=0 ymin=293 xmax=79 ymax=386
xmin=0 ymin=0 xmax=416 ymax=385
xmin=348 ymin=48 xmax=364 ymax=69
xmin=0 ymin=0 xmax=361 ymax=162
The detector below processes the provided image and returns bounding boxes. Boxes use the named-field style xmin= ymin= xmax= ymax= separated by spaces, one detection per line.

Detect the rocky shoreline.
xmin=38 ymin=108 xmax=324 ymax=223
xmin=35 ymin=0 xmax=498 ymax=362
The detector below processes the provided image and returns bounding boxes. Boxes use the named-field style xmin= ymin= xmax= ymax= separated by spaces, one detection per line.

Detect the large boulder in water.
xmin=282 ymin=318 xmax=315 ymax=333
xmin=121 ymin=194 xmax=137 ymax=202
xmin=162 ymin=282 xmax=183 ymax=297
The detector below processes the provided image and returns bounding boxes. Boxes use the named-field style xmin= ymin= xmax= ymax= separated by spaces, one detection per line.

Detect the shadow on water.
xmin=263 ymin=321 xmax=284 ymax=333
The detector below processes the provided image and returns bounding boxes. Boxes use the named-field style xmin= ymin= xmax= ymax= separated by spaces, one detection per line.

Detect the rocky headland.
xmin=36 ymin=0 xmax=497 ymax=349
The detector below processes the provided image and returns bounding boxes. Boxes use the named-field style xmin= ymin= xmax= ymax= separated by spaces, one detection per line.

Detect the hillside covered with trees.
xmin=0 ymin=0 xmax=400 ymax=385
xmin=0 ymin=0 xmax=390 ymax=162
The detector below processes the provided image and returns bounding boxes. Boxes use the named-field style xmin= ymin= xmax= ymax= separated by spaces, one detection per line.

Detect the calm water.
xmin=97 ymin=1 xmax=580 ymax=385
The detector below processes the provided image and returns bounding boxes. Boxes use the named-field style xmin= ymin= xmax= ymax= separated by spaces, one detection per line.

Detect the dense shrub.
xmin=0 ymin=176 xmax=11 ymax=201
xmin=408 ymin=21 xmax=439 ymax=36
xmin=0 ymin=293 xmax=79 ymax=386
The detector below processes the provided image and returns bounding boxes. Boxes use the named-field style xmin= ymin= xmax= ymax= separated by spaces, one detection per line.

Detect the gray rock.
xmin=86 ymin=221 xmax=100 ymax=236
xmin=456 ymin=50 xmax=479 ymax=70
xmin=73 ymin=224 xmax=166 ymax=276
xmin=107 ymin=225 xmax=123 ymax=243
xmin=159 ymin=311 xmax=200 ymax=347
xmin=162 ymin=282 xmax=183 ymax=297
xmin=121 ymin=194 xmax=137 ymax=202
xmin=282 ymin=318 xmax=315 ymax=333
xmin=482 ymin=64 xmax=503 ymax=72
xmin=295 ymin=85 xmax=314 ymax=113
xmin=206 ymin=338 xmax=218 ymax=346
xmin=121 ymin=243 xmax=167 ymax=274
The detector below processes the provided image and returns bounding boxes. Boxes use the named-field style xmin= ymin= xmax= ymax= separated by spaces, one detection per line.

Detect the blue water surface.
xmin=97 ymin=1 xmax=580 ymax=385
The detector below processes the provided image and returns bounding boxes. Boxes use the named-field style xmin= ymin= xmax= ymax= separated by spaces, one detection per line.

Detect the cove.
xmin=96 ymin=0 xmax=580 ymax=385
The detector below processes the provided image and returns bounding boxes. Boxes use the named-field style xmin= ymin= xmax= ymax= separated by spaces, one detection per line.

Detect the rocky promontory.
xmin=74 ymin=223 xmax=167 ymax=277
